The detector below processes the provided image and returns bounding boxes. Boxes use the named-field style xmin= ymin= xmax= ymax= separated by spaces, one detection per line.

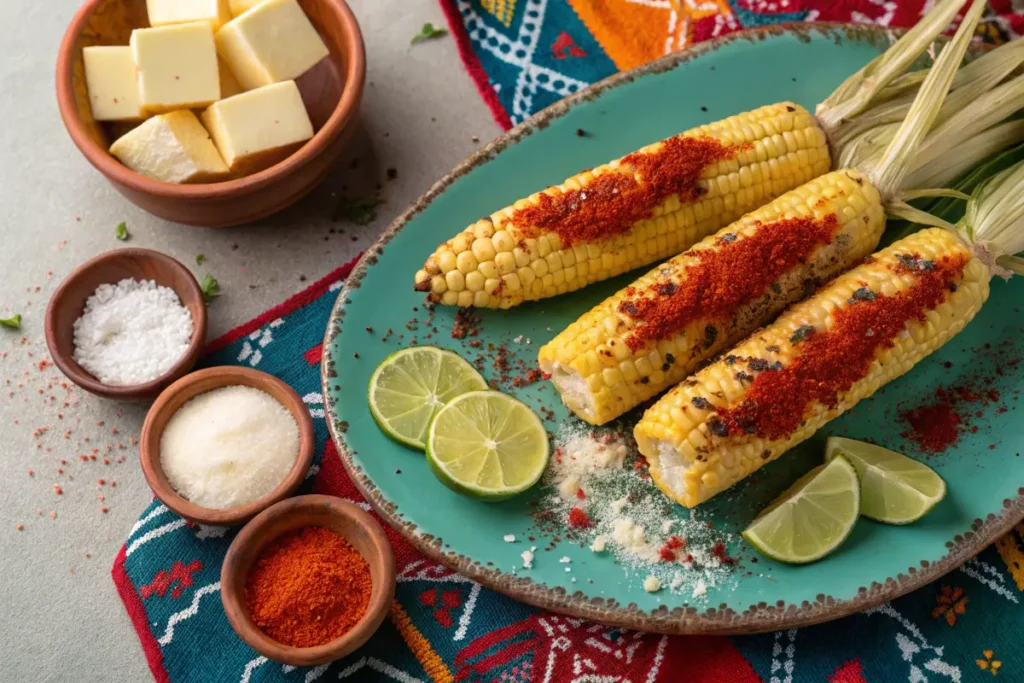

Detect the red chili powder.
xmin=511 ymin=136 xmax=740 ymax=246
xmin=716 ymin=254 xmax=968 ymax=441
xmin=618 ymin=214 xmax=839 ymax=351
xmin=901 ymin=398 xmax=961 ymax=453
xmin=568 ymin=507 xmax=593 ymax=528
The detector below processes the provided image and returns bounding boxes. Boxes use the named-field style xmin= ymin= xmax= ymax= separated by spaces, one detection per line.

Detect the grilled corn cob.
xmin=414 ymin=0 xmax=977 ymax=309
xmin=415 ymin=103 xmax=830 ymax=309
xmin=538 ymin=170 xmax=886 ymax=425
xmin=633 ymin=228 xmax=989 ymax=507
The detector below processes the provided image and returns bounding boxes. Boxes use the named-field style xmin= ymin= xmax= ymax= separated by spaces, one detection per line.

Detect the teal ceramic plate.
xmin=323 ymin=24 xmax=1024 ymax=634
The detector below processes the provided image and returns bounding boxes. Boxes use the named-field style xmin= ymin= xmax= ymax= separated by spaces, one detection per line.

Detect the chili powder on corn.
xmin=715 ymin=254 xmax=968 ymax=441
xmin=511 ymin=136 xmax=740 ymax=247
xmin=245 ymin=526 xmax=372 ymax=648
xmin=619 ymin=214 xmax=840 ymax=351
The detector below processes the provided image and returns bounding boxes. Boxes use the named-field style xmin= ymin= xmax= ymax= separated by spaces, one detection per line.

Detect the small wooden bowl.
xmin=45 ymin=248 xmax=207 ymax=401
xmin=221 ymin=495 xmax=396 ymax=665
xmin=55 ymin=0 xmax=366 ymax=227
xmin=140 ymin=366 xmax=315 ymax=525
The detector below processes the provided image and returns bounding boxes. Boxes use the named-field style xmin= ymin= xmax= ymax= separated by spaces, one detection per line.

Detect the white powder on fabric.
xmin=161 ymin=386 xmax=300 ymax=509
xmin=541 ymin=420 xmax=736 ymax=600
xmin=72 ymin=278 xmax=193 ymax=386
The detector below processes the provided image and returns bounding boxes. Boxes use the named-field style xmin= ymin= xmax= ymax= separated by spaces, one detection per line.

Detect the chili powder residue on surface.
xmin=900 ymin=382 xmax=1009 ymax=454
xmin=618 ymin=214 xmax=840 ymax=351
xmin=715 ymin=254 xmax=968 ymax=441
xmin=245 ymin=526 xmax=373 ymax=648
xmin=510 ymin=136 xmax=740 ymax=247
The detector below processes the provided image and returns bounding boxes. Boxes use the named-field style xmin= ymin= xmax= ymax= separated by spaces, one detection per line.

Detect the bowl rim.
xmin=55 ymin=0 xmax=366 ymax=198
xmin=44 ymin=247 xmax=208 ymax=399
xmin=220 ymin=494 xmax=396 ymax=666
xmin=139 ymin=366 xmax=316 ymax=525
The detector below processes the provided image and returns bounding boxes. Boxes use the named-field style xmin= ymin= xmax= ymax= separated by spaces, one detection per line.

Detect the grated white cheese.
xmin=520 ymin=550 xmax=534 ymax=569
xmin=643 ymin=576 xmax=662 ymax=593
xmin=610 ymin=496 xmax=629 ymax=515
xmin=590 ymin=535 xmax=607 ymax=553
xmin=160 ymin=386 xmax=299 ymax=509
xmin=503 ymin=534 xmax=516 ymax=543
xmin=669 ymin=573 xmax=684 ymax=591
xmin=692 ymin=579 xmax=708 ymax=597
xmin=559 ymin=556 xmax=571 ymax=563
xmin=72 ymin=278 xmax=193 ymax=386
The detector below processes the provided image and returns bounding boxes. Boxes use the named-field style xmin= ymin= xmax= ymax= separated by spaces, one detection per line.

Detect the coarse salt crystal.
xmin=559 ymin=556 xmax=571 ymax=563
xmin=72 ymin=279 xmax=193 ymax=386
xmin=590 ymin=535 xmax=607 ymax=553
xmin=521 ymin=550 xmax=534 ymax=569
xmin=565 ymin=567 xmax=571 ymax=572
xmin=669 ymin=573 xmax=684 ymax=590
xmin=643 ymin=576 xmax=661 ymax=593
xmin=503 ymin=534 xmax=516 ymax=543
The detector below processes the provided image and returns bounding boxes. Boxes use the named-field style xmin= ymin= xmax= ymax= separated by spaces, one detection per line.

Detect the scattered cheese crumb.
xmin=565 ymin=567 xmax=571 ymax=572
xmin=559 ymin=556 xmax=571 ymax=563
xmin=557 ymin=474 xmax=581 ymax=500
xmin=670 ymin=573 xmax=684 ymax=591
xmin=503 ymin=534 xmax=516 ymax=543
xmin=661 ymin=519 xmax=674 ymax=535
xmin=692 ymin=579 xmax=708 ymax=597
xmin=643 ymin=576 xmax=662 ymax=593
xmin=590 ymin=535 xmax=607 ymax=553
xmin=521 ymin=550 xmax=534 ymax=569
xmin=610 ymin=496 xmax=629 ymax=514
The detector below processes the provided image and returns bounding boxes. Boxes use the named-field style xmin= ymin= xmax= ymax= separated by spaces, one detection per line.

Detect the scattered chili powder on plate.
xmin=567 ymin=507 xmax=593 ymax=528
xmin=511 ymin=136 xmax=741 ymax=246
xmin=716 ymin=254 xmax=967 ymax=441
xmin=245 ymin=526 xmax=372 ymax=648
xmin=619 ymin=215 xmax=839 ymax=351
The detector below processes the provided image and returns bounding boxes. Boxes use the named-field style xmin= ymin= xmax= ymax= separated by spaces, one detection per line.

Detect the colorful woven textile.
xmin=114 ymin=256 xmax=1024 ymax=682
xmin=439 ymin=0 xmax=1024 ymax=129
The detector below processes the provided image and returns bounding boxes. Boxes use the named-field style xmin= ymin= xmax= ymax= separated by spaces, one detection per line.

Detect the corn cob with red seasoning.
xmin=633 ymin=228 xmax=988 ymax=507
xmin=414 ymin=0 xmax=980 ymax=309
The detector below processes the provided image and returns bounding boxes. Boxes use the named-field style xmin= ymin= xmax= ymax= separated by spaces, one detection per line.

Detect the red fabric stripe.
xmin=830 ymin=659 xmax=867 ymax=683
xmin=437 ymin=0 xmax=514 ymax=131
xmin=111 ymin=546 xmax=172 ymax=683
xmin=663 ymin=636 xmax=763 ymax=683
xmin=304 ymin=343 xmax=324 ymax=366
xmin=203 ymin=254 xmax=362 ymax=355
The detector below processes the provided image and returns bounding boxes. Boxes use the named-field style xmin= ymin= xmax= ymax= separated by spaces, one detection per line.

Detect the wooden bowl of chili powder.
xmin=221 ymin=494 xmax=395 ymax=665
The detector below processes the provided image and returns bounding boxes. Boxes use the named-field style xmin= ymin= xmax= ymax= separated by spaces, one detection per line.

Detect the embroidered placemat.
xmin=114 ymin=254 xmax=1024 ymax=682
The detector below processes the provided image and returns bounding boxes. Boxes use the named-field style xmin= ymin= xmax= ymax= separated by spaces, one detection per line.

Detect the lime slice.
xmin=825 ymin=436 xmax=946 ymax=525
xmin=742 ymin=455 xmax=860 ymax=564
xmin=368 ymin=346 xmax=488 ymax=450
xmin=426 ymin=391 xmax=549 ymax=500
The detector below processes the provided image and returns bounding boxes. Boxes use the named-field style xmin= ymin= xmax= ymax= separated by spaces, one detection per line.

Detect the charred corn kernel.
xmin=539 ymin=170 xmax=884 ymax=425
xmin=634 ymin=228 xmax=989 ymax=507
xmin=417 ymin=103 xmax=830 ymax=307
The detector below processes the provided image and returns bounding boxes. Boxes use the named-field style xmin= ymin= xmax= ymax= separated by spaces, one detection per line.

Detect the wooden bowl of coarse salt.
xmin=140 ymin=366 xmax=315 ymax=526
xmin=45 ymin=248 xmax=207 ymax=401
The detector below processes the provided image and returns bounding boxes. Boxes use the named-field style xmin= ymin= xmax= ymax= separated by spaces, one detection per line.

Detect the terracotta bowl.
xmin=55 ymin=0 xmax=366 ymax=227
xmin=221 ymin=495 xmax=396 ymax=665
xmin=140 ymin=366 xmax=315 ymax=525
xmin=45 ymin=248 xmax=207 ymax=401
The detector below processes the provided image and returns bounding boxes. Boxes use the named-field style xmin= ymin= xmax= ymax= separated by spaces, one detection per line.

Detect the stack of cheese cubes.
xmin=84 ymin=0 xmax=329 ymax=184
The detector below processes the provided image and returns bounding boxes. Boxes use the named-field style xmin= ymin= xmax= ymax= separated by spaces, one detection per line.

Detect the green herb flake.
xmin=790 ymin=325 xmax=815 ymax=343
xmin=411 ymin=22 xmax=447 ymax=44
xmin=334 ymin=196 xmax=384 ymax=225
xmin=195 ymin=253 xmax=206 ymax=266
xmin=200 ymin=275 xmax=220 ymax=304
xmin=849 ymin=287 xmax=876 ymax=304
xmin=115 ymin=222 xmax=129 ymax=241
xmin=0 ymin=313 xmax=21 ymax=330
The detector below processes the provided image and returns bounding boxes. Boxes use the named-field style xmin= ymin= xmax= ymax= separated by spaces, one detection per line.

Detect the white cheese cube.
xmin=215 ymin=0 xmax=329 ymax=91
xmin=131 ymin=22 xmax=220 ymax=115
xmin=200 ymin=80 xmax=313 ymax=175
xmin=110 ymin=110 xmax=228 ymax=184
xmin=228 ymin=0 xmax=264 ymax=17
xmin=83 ymin=46 xmax=143 ymax=122
xmin=146 ymin=0 xmax=231 ymax=29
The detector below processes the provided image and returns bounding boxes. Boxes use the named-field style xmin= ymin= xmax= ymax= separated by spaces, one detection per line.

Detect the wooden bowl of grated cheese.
xmin=140 ymin=366 xmax=315 ymax=526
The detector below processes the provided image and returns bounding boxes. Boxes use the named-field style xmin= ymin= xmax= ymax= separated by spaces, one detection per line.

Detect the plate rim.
xmin=321 ymin=21 xmax=1024 ymax=635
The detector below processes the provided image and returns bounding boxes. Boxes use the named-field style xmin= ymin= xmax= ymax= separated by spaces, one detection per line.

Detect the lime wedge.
xmin=368 ymin=346 xmax=488 ymax=450
xmin=742 ymin=455 xmax=860 ymax=564
xmin=825 ymin=436 xmax=946 ymax=525
xmin=426 ymin=391 xmax=549 ymax=500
